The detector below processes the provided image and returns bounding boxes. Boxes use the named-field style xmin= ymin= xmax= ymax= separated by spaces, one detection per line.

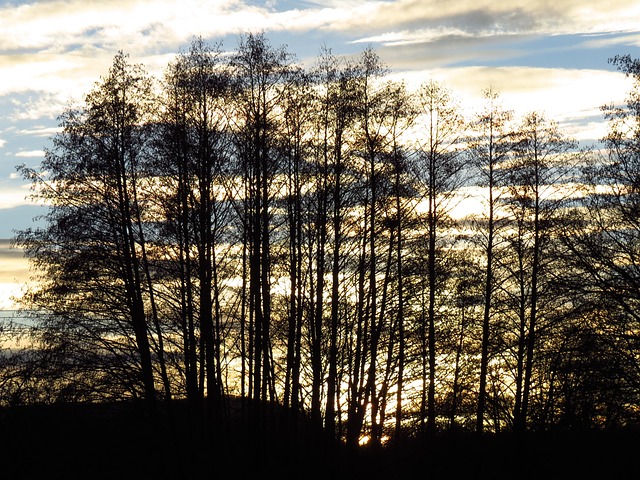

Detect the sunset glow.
xmin=1 ymin=6 xmax=640 ymax=476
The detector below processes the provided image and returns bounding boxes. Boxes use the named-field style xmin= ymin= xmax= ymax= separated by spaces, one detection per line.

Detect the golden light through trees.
xmin=3 ymin=36 xmax=640 ymax=454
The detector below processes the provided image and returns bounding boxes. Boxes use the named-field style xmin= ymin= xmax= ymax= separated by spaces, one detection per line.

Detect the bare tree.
xmin=469 ymin=88 xmax=513 ymax=433
xmin=15 ymin=52 xmax=163 ymax=412
xmin=228 ymin=33 xmax=294 ymax=422
xmin=155 ymin=38 xmax=232 ymax=419
xmin=502 ymin=111 xmax=578 ymax=432
xmin=556 ymin=55 xmax=640 ymax=428
xmin=413 ymin=80 xmax=468 ymax=435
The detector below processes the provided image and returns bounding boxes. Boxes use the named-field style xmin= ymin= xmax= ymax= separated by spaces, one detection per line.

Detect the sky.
xmin=0 ymin=0 xmax=639 ymax=309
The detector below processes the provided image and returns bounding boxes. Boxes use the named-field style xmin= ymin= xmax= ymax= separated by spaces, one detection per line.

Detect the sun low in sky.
xmin=0 ymin=0 xmax=639 ymax=308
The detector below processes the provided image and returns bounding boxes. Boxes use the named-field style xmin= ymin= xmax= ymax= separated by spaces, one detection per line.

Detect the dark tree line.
xmin=4 ymin=34 xmax=640 ymax=446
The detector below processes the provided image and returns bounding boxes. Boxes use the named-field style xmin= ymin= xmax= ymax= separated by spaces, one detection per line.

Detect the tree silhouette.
xmin=502 ymin=111 xmax=578 ymax=432
xmin=15 ymin=52 xmax=162 ymax=412
xmin=469 ymin=88 xmax=513 ymax=433
xmin=412 ymin=80 xmax=468 ymax=435
xmin=6 ymin=40 xmax=640 ymax=475
xmin=557 ymin=55 xmax=640 ymax=427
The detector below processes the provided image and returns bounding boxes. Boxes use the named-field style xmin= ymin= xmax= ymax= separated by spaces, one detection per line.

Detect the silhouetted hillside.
xmin=2 ymin=400 xmax=640 ymax=479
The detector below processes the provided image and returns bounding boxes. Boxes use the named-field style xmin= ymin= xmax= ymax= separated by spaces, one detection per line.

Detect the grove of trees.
xmin=3 ymin=34 xmax=640 ymax=450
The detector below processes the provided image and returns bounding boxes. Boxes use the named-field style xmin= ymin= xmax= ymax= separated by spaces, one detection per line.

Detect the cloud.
xmin=2 ymin=0 xmax=639 ymax=59
xmin=0 ymin=0 xmax=636 ymax=141
xmin=352 ymin=28 xmax=482 ymax=46
xmin=15 ymin=150 xmax=45 ymax=158
xmin=9 ymin=94 xmax=71 ymax=121
xmin=581 ymin=32 xmax=640 ymax=50
xmin=0 ymin=0 xmax=636 ymax=104
xmin=0 ymin=0 xmax=324 ymax=54
xmin=0 ymin=1 xmax=335 ymax=101
xmin=0 ymin=239 xmax=30 ymax=309
xmin=16 ymin=126 xmax=62 ymax=138
xmin=388 ymin=65 xmax=630 ymax=142
xmin=343 ymin=0 xmax=640 ymax=40
xmin=0 ymin=189 xmax=32 ymax=210
xmin=0 ymin=53 xmax=106 ymax=99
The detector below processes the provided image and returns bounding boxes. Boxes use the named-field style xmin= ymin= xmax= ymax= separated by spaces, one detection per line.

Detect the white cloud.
xmin=390 ymin=66 xmax=630 ymax=142
xmin=581 ymin=32 xmax=640 ymax=50
xmin=0 ymin=0 xmax=326 ymax=54
xmin=0 ymin=0 xmax=635 ymax=104
xmin=357 ymin=0 xmax=640 ymax=38
xmin=15 ymin=150 xmax=45 ymax=158
xmin=16 ymin=126 xmax=62 ymax=138
xmin=0 ymin=282 xmax=28 ymax=310
xmin=0 ymin=239 xmax=30 ymax=309
xmin=352 ymin=28 xmax=479 ymax=46
xmin=0 ymin=189 xmax=32 ymax=210
xmin=0 ymin=1 xmax=329 ymax=100
xmin=10 ymin=95 xmax=71 ymax=121
xmin=1 ymin=0 xmax=639 ymax=57
xmin=0 ymin=1 xmax=636 ymax=141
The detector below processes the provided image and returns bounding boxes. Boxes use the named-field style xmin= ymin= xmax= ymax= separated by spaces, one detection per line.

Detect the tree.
xmin=311 ymin=48 xmax=363 ymax=441
xmin=502 ymin=111 xmax=578 ymax=432
xmin=412 ymin=80 xmax=468 ymax=435
xmin=557 ymin=55 xmax=640 ymax=427
xmin=228 ymin=33 xmax=294 ymax=422
xmin=155 ymin=38 xmax=232 ymax=419
xmin=12 ymin=35 xmax=640 ymax=449
xmin=342 ymin=48 xmax=418 ymax=447
xmin=278 ymin=64 xmax=315 ymax=425
xmin=343 ymin=46 xmax=390 ymax=448
xmin=469 ymin=88 xmax=513 ymax=433
xmin=15 ymin=52 xmax=163 ymax=412
xmin=365 ymin=80 xmax=416 ymax=444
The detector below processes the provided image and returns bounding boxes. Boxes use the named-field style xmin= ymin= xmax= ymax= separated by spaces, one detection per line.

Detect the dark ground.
xmin=1 ymin=401 xmax=639 ymax=479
